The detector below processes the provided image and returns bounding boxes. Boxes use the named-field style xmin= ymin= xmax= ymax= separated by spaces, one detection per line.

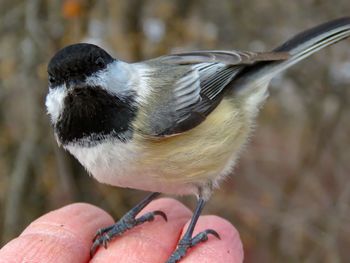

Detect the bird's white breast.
xmin=64 ymin=140 xmax=197 ymax=195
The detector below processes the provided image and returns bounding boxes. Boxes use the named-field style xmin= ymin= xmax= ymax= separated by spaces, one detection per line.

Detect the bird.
xmin=45 ymin=17 xmax=350 ymax=263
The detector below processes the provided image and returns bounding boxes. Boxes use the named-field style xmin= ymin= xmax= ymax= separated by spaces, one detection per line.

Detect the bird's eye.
xmin=95 ymin=57 xmax=105 ymax=68
xmin=48 ymin=75 xmax=56 ymax=85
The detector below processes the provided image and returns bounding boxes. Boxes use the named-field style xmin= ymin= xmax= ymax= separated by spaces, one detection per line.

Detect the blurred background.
xmin=1 ymin=0 xmax=350 ymax=262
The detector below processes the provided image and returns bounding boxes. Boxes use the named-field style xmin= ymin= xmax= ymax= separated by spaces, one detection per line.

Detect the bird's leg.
xmin=166 ymin=197 xmax=220 ymax=263
xmin=90 ymin=192 xmax=167 ymax=257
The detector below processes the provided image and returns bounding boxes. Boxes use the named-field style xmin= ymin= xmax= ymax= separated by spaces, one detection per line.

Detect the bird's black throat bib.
xmin=56 ymin=86 xmax=137 ymax=146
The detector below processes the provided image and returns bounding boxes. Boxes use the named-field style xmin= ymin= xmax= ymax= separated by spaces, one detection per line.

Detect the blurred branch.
xmin=1 ymin=0 xmax=45 ymax=243
xmin=2 ymin=138 xmax=36 ymax=242
xmin=122 ymin=0 xmax=145 ymax=60
xmin=25 ymin=0 xmax=45 ymax=48
xmin=0 ymin=1 xmax=24 ymax=34
xmin=53 ymin=145 xmax=76 ymax=203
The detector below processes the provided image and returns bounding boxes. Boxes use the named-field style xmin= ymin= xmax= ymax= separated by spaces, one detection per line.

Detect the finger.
xmin=180 ymin=215 xmax=244 ymax=263
xmin=91 ymin=198 xmax=192 ymax=263
xmin=0 ymin=203 xmax=114 ymax=263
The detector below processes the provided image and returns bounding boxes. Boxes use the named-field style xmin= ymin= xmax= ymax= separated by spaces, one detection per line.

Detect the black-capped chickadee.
xmin=46 ymin=17 xmax=350 ymax=263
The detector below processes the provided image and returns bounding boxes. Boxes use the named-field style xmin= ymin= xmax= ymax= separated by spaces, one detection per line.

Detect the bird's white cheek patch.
xmin=45 ymin=85 xmax=67 ymax=124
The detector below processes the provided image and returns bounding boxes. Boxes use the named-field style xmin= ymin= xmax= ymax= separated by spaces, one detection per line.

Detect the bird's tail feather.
xmin=235 ymin=17 xmax=350 ymax=88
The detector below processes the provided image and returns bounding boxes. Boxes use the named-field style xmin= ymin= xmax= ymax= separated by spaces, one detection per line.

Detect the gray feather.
xmin=140 ymin=50 xmax=287 ymax=136
xmin=139 ymin=17 xmax=350 ymax=136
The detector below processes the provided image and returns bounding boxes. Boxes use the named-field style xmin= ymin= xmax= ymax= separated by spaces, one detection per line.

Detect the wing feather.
xmin=160 ymin=50 xmax=289 ymax=65
xmin=141 ymin=50 xmax=288 ymax=136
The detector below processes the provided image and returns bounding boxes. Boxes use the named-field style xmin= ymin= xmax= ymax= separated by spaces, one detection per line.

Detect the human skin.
xmin=0 ymin=198 xmax=243 ymax=263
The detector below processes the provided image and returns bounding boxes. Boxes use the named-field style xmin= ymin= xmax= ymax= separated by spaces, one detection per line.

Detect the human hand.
xmin=0 ymin=198 xmax=243 ymax=263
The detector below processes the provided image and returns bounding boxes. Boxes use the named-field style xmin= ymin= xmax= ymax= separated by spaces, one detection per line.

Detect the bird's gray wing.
xmin=159 ymin=50 xmax=288 ymax=65
xmin=142 ymin=50 xmax=288 ymax=136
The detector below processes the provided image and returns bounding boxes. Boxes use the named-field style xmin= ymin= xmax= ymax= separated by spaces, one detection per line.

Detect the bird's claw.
xmin=90 ymin=209 xmax=167 ymax=258
xmin=166 ymin=229 xmax=220 ymax=263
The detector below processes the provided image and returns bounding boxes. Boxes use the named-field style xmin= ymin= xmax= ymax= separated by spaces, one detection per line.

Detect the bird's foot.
xmin=166 ymin=229 xmax=220 ymax=263
xmin=90 ymin=209 xmax=167 ymax=257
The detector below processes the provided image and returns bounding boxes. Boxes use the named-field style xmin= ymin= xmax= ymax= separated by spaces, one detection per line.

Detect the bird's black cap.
xmin=48 ymin=43 xmax=114 ymax=86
